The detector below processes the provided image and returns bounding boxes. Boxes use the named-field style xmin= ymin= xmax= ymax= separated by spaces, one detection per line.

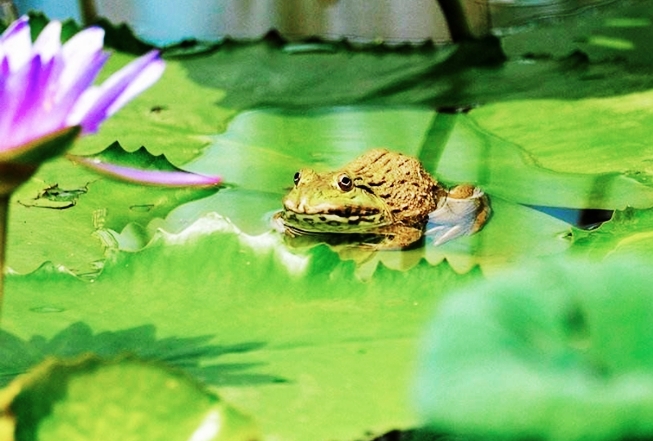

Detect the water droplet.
xmin=30 ymin=306 xmax=65 ymax=313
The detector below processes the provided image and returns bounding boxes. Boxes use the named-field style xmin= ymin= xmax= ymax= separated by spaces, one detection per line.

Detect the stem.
xmin=79 ymin=0 xmax=98 ymax=26
xmin=0 ymin=162 xmax=38 ymax=328
xmin=0 ymin=195 xmax=8 ymax=324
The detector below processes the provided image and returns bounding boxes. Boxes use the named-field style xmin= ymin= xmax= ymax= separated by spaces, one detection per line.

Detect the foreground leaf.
xmin=415 ymin=257 xmax=653 ymax=441
xmin=4 ymin=214 xmax=482 ymax=441
xmin=0 ymin=356 xmax=259 ymax=441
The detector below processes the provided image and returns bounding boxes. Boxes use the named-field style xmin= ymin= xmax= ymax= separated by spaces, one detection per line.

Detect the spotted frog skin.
xmin=273 ymin=149 xmax=490 ymax=249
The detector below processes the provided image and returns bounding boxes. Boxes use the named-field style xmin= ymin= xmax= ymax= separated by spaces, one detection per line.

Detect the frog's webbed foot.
xmin=426 ymin=184 xmax=490 ymax=246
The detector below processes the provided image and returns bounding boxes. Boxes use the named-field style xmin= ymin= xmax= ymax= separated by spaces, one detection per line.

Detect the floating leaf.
xmin=570 ymin=207 xmax=653 ymax=260
xmin=4 ymin=214 xmax=482 ymax=441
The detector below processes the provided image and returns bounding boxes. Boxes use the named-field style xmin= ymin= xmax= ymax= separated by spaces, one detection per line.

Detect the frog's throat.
xmin=281 ymin=210 xmax=390 ymax=234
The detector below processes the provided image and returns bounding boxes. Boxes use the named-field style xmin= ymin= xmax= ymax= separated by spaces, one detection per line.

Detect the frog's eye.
xmin=337 ymin=174 xmax=353 ymax=192
xmin=293 ymin=171 xmax=301 ymax=186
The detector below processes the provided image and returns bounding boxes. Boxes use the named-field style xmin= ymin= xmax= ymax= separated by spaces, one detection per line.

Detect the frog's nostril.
xmin=283 ymin=199 xmax=296 ymax=211
xmin=296 ymin=196 xmax=311 ymax=213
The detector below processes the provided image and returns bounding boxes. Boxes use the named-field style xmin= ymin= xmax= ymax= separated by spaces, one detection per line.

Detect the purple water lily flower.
xmin=0 ymin=16 xmax=164 ymax=157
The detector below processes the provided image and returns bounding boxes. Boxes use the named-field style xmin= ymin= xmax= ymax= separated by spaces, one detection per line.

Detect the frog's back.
xmin=345 ymin=149 xmax=440 ymax=225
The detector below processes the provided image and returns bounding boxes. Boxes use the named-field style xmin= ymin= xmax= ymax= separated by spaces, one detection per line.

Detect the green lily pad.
xmin=4 ymin=214 xmax=482 ymax=441
xmin=434 ymin=113 xmax=653 ymax=209
xmin=469 ymin=89 xmax=653 ymax=177
xmin=12 ymin=104 xmax=584 ymax=276
xmin=12 ymin=35 xmax=653 ymax=277
xmin=70 ymin=52 xmax=236 ymax=165
xmin=177 ymin=37 xmax=505 ymax=110
xmin=1 ymin=356 xmax=259 ymax=441
xmin=8 ymin=156 xmax=218 ymax=275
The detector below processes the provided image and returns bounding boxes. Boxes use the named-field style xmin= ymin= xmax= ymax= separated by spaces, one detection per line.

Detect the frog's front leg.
xmin=426 ymin=184 xmax=490 ymax=246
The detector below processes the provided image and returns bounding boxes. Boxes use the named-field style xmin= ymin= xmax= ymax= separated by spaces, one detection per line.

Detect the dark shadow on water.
xmin=365 ymin=429 xmax=482 ymax=441
xmin=0 ymin=321 xmax=286 ymax=388
xmin=529 ymin=205 xmax=613 ymax=229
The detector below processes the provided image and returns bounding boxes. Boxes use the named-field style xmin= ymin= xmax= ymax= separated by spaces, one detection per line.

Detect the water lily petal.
xmin=106 ymin=54 xmax=165 ymax=116
xmin=6 ymin=56 xmax=58 ymax=149
xmin=46 ymin=51 xmax=110 ymax=135
xmin=0 ymin=57 xmax=38 ymax=150
xmin=0 ymin=16 xmax=32 ymax=72
xmin=62 ymin=26 xmax=104 ymax=61
xmin=70 ymin=50 xmax=164 ymax=134
xmin=0 ymin=15 xmax=28 ymax=43
xmin=60 ymin=27 xmax=106 ymax=94
xmin=0 ymin=57 xmax=9 ymax=99
xmin=33 ymin=20 xmax=62 ymax=62
xmin=69 ymin=155 xmax=222 ymax=187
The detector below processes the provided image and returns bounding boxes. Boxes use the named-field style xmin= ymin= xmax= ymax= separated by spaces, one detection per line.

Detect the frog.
xmin=273 ymin=148 xmax=490 ymax=250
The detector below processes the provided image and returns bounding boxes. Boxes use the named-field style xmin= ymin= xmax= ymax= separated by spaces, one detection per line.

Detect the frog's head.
xmin=279 ymin=168 xmax=392 ymax=233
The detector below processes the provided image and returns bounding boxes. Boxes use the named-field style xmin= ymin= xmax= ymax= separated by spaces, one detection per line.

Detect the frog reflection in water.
xmin=273 ymin=149 xmax=490 ymax=250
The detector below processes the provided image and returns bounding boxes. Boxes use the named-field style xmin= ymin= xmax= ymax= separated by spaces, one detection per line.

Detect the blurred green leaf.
xmin=416 ymin=257 xmax=653 ymax=441
xmin=178 ymin=37 xmax=505 ymax=110
xmin=500 ymin=1 xmax=653 ymax=65
xmin=2 ymin=356 xmax=259 ymax=441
